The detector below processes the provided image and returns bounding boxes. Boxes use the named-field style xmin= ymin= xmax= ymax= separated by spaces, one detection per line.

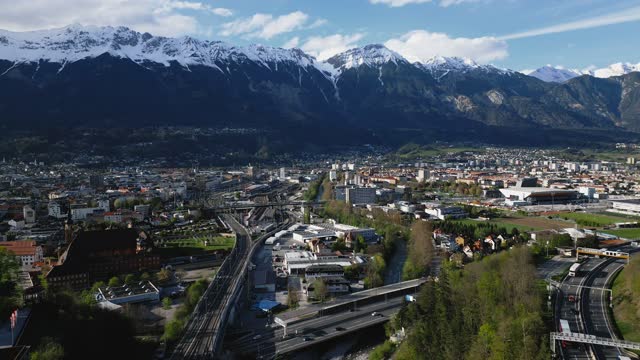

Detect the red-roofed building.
xmin=0 ymin=240 xmax=43 ymax=268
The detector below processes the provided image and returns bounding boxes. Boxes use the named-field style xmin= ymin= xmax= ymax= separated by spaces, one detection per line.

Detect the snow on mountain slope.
xmin=418 ymin=55 xmax=510 ymax=78
xmin=524 ymin=65 xmax=580 ymax=83
xmin=585 ymin=62 xmax=640 ymax=78
xmin=325 ymin=44 xmax=407 ymax=71
xmin=525 ymin=62 xmax=640 ymax=82
xmin=0 ymin=24 xmax=322 ymax=73
xmin=0 ymin=25 xmax=520 ymax=80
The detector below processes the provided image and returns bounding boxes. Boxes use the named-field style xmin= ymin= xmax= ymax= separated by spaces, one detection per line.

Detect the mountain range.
xmin=1 ymin=24 xmax=640 ymax=154
xmin=524 ymin=63 xmax=640 ymax=83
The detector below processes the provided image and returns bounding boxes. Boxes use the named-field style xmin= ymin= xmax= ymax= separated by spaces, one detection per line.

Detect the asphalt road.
xmin=555 ymin=246 xmax=640 ymax=360
xmin=581 ymin=258 xmax=627 ymax=359
xmin=556 ymin=257 xmax=603 ymax=360
xmin=537 ymin=255 xmax=575 ymax=280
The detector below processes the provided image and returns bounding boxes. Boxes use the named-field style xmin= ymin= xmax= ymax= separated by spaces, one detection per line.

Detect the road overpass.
xmin=225 ymin=278 xmax=426 ymax=358
xmin=204 ymin=200 xmax=325 ymax=213
xmin=274 ymin=278 xmax=425 ymax=336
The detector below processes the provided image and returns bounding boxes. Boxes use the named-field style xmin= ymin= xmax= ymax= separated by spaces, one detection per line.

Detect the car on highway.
xmin=303 ymin=336 xmax=313 ymax=342
xmin=568 ymin=295 xmax=576 ymax=302
xmin=335 ymin=327 xmax=346 ymax=331
xmin=371 ymin=312 xmax=378 ymax=316
xmin=252 ymin=334 xmax=262 ymax=340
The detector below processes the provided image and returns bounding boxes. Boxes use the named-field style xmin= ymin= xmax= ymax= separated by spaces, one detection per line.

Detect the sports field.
xmin=556 ymin=212 xmax=635 ymax=227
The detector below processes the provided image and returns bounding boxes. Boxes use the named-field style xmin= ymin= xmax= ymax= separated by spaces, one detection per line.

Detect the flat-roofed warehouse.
xmin=499 ymin=187 xmax=580 ymax=206
xmin=610 ymin=199 xmax=640 ymax=215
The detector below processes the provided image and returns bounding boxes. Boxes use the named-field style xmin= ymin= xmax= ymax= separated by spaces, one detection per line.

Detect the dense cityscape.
xmin=0 ymin=145 xmax=639 ymax=359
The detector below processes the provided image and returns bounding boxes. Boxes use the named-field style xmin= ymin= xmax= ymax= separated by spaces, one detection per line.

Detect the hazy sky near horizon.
xmin=1 ymin=0 xmax=639 ymax=70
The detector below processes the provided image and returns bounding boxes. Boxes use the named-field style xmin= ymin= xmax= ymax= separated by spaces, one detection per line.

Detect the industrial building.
xmin=95 ymin=281 xmax=160 ymax=305
xmin=610 ymin=199 xmax=640 ymax=215
xmin=283 ymin=251 xmax=364 ymax=275
xmin=499 ymin=187 xmax=580 ymax=206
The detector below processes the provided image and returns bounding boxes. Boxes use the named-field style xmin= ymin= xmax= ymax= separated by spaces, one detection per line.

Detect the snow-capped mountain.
xmin=525 ymin=62 xmax=640 ymax=82
xmin=0 ymin=24 xmax=323 ymax=72
xmin=325 ymin=44 xmax=407 ymax=71
xmin=0 ymin=24 xmax=503 ymax=79
xmin=584 ymin=62 xmax=640 ymax=78
xmin=524 ymin=66 xmax=580 ymax=83
xmin=3 ymin=24 xmax=640 ymax=145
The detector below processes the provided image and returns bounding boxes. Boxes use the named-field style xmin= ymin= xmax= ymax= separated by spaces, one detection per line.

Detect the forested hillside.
xmin=389 ymin=247 xmax=550 ymax=360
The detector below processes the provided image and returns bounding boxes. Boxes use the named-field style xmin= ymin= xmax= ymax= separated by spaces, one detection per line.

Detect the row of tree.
xmin=0 ymin=247 xmax=22 ymax=319
xmin=402 ymin=221 xmax=435 ymax=280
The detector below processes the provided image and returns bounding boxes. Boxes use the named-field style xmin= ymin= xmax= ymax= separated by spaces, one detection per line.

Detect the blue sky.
xmin=1 ymin=0 xmax=640 ymax=70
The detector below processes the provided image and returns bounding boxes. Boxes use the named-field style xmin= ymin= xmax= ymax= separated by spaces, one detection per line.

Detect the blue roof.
xmin=255 ymin=300 xmax=280 ymax=311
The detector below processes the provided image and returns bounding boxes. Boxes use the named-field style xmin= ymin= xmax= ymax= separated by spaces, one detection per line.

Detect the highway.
xmin=227 ymin=295 xmax=406 ymax=357
xmin=555 ymin=246 xmax=639 ymax=360
xmin=556 ymin=257 xmax=603 ymax=360
xmin=580 ymin=258 xmax=628 ymax=359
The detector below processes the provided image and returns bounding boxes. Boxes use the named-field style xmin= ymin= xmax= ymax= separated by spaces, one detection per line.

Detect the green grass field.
xmin=155 ymin=235 xmax=236 ymax=256
xmin=602 ymin=228 xmax=640 ymax=239
xmin=556 ymin=212 xmax=634 ymax=227
xmin=611 ymin=259 xmax=640 ymax=343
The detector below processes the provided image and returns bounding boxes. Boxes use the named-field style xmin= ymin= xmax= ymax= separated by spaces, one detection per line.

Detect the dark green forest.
xmin=388 ymin=247 xmax=550 ymax=360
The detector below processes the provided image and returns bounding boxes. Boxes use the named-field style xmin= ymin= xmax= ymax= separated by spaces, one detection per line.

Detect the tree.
xmin=140 ymin=272 xmax=151 ymax=282
xmin=30 ymin=338 xmax=64 ymax=360
xmin=312 ymin=279 xmax=328 ymax=302
xmin=331 ymin=238 xmax=347 ymax=252
xmin=353 ymin=235 xmax=367 ymax=253
xmin=365 ymin=255 xmax=386 ymax=289
xmin=287 ymin=287 xmax=299 ymax=308
xmin=303 ymin=208 xmax=311 ymax=224
xmin=407 ymin=221 xmax=434 ymax=277
xmin=162 ymin=297 xmax=172 ymax=310
xmin=163 ymin=319 xmax=184 ymax=343
xmin=124 ymin=274 xmax=136 ymax=285
xmin=577 ymin=235 xmax=599 ymax=248
xmin=108 ymin=276 xmax=120 ymax=287
xmin=157 ymin=268 xmax=172 ymax=283
xmin=0 ymin=247 xmax=21 ymax=317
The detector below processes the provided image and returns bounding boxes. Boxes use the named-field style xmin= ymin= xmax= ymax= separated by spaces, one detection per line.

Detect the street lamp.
xmin=546 ymin=240 xmax=549 ymax=258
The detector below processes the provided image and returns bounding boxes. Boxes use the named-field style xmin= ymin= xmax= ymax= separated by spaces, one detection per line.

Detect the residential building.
xmin=0 ymin=240 xmax=43 ymax=268
xmin=48 ymin=202 xmax=66 ymax=219
xmin=22 ymin=206 xmax=35 ymax=224
xmin=345 ymin=187 xmax=376 ymax=205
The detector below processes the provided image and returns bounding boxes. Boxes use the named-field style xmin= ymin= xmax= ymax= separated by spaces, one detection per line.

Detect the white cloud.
xmin=220 ymin=11 xmax=316 ymax=39
xmin=370 ymin=0 xmax=431 ymax=7
xmin=439 ymin=0 xmax=480 ymax=7
xmin=211 ymin=8 xmax=233 ymax=17
xmin=500 ymin=5 xmax=640 ymax=40
xmin=0 ymin=0 xmax=230 ymax=36
xmin=162 ymin=1 xmax=232 ymax=16
xmin=385 ymin=30 xmax=508 ymax=63
xmin=300 ymin=33 xmax=365 ymax=61
xmin=282 ymin=36 xmax=300 ymax=49
xmin=370 ymin=0 xmax=481 ymax=7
